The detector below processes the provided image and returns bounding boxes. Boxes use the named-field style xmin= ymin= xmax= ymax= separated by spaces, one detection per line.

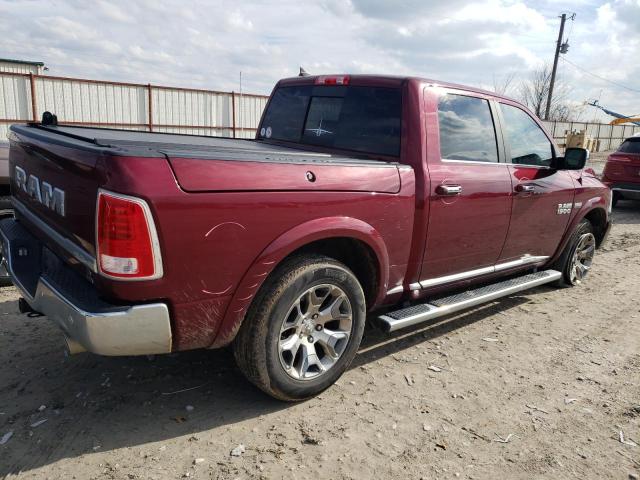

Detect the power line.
xmin=560 ymin=56 xmax=640 ymax=94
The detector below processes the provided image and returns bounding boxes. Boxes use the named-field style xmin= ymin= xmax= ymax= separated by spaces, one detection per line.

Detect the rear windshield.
xmin=619 ymin=139 xmax=640 ymax=154
xmin=258 ymin=85 xmax=402 ymax=157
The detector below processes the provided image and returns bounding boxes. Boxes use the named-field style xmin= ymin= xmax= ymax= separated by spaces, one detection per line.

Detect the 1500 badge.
xmin=557 ymin=203 xmax=572 ymax=215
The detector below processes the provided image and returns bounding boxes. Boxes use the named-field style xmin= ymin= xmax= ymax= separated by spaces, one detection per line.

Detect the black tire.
xmin=0 ymin=196 xmax=13 ymax=287
xmin=552 ymin=218 xmax=595 ymax=287
xmin=611 ymin=191 xmax=621 ymax=208
xmin=233 ymin=254 xmax=366 ymax=401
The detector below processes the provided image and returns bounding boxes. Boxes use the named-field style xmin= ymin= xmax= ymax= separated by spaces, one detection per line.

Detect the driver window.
xmin=500 ymin=103 xmax=553 ymax=167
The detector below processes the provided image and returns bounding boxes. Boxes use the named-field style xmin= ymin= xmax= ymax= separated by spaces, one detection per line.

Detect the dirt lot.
xmin=1 ymin=200 xmax=639 ymax=480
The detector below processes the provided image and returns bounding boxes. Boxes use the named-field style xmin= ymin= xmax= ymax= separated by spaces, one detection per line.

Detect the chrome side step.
xmin=378 ymin=269 xmax=562 ymax=333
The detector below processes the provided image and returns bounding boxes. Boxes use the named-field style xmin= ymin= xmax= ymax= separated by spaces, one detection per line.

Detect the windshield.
xmin=258 ymin=85 xmax=402 ymax=157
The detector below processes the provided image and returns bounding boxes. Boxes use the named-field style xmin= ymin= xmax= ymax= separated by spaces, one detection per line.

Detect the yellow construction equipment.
xmin=587 ymin=100 xmax=640 ymax=126
xmin=609 ymin=117 xmax=640 ymax=126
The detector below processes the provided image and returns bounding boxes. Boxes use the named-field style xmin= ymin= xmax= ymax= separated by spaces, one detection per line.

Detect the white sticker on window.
xmin=265 ymin=126 xmax=272 ymax=138
xmin=305 ymin=118 xmax=333 ymax=137
xmin=260 ymin=127 xmax=266 ymax=137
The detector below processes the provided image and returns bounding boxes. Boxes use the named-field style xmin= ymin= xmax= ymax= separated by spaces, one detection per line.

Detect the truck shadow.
xmin=354 ymin=295 xmax=529 ymax=368
xmin=611 ymin=201 xmax=640 ymax=225
xmin=0 ymin=292 xmax=533 ymax=475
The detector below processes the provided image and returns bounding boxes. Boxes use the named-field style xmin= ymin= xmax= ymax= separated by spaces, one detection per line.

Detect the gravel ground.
xmin=0 ymin=197 xmax=638 ymax=480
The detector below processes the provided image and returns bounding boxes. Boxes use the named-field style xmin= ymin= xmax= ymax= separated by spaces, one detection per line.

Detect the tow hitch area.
xmin=18 ymin=297 xmax=43 ymax=317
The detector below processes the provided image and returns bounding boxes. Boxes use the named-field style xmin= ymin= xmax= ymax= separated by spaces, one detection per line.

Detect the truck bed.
xmin=15 ymin=125 xmax=395 ymax=166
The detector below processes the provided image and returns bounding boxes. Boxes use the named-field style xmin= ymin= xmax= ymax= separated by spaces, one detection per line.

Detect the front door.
xmin=496 ymin=102 xmax=576 ymax=262
xmin=419 ymin=90 xmax=513 ymax=288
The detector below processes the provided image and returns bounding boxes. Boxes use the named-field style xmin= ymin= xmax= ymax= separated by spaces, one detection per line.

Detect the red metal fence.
xmin=0 ymin=71 xmax=270 ymax=139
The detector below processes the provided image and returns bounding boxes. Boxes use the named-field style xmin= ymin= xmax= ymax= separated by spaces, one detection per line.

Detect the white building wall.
xmin=34 ymin=77 xmax=149 ymax=127
xmin=0 ymin=72 xmax=269 ymax=141
xmin=0 ymin=60 xmax=43 ymax=75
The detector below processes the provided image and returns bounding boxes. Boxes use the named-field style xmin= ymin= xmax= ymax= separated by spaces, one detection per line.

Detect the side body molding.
xmin=209 ymin=216 xmax=390 ymax=348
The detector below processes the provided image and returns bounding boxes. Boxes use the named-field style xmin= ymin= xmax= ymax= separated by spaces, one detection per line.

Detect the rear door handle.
xmin=436 ymin=184 xmax=462 ymax=196
xmin=514 ymin=184 xmax=536 ymax=194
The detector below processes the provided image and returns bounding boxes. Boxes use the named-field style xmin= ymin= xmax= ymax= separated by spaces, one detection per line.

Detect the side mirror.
xmin=555 ymin=148 xmax=589 ymax=170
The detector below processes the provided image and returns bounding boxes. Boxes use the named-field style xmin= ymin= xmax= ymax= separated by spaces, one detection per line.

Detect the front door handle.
xmin=436 ymin=184 xmax=462 ymax=196
xmin=514 ymin=183 xmax=535 ymax=194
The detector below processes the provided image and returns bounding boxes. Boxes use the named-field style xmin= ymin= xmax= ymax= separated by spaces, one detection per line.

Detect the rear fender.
xmin=210 ymin=216 xmax=389 ymax=348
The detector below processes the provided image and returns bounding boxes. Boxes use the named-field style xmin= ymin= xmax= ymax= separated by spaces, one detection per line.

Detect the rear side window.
xmin=260 ymin=86 xmax=311 ymax=142
xmin=619 ymin=139 xmax=640 ymax=154
xmin=259 ymin=85 xmax=401 ymax=156
xmin=500 ymin=104 xmax=553 ymax=167
xmin=437 ymin=94 xmax=498 ymax=163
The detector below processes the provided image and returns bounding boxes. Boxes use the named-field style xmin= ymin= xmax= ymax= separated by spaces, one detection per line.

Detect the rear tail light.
xmin=96 ymin=190 xmax=163 ymax=280
xmin=315 ymin=75 xmax=350 ymax=85
xmin=604 ymin=159 xmax=623 ymax=177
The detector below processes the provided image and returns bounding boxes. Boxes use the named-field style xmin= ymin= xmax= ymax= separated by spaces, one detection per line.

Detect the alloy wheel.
xmin=278 ymin=284 xmax=353 ymax=380
xmin=569 ymin=233 xmax=596 ymax=285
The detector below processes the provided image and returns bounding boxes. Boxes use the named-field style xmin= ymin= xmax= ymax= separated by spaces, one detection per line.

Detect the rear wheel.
xmin=233 ymin=255 xmax=366 ymax=401
xmin=553 ymin=219 xmax=596 ymax=287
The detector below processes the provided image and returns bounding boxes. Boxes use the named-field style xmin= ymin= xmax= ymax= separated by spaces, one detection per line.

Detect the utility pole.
xmin=545 ymin=13 xmax=571 ymax=120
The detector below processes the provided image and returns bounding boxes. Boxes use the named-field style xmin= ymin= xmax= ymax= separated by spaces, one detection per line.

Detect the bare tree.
xmin=517 ymin=64 xmax=579 ymax=121
xmin=492 ymin=72 xmax=517 ymax=97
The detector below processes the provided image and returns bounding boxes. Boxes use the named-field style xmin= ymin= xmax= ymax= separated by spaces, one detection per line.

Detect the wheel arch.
xmin=550 ymin=203 xmax=609 ymax=265
xmin=584 ymin=207 xmax=609 ymax=246
xmin=210 ymin=216 xmax=390 ymax=348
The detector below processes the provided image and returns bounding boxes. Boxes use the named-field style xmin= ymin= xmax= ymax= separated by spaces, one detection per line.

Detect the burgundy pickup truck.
xmin=602 ymin=135 xmax=640 ymax=207
xmin=2 ymin=75 xmax=611 ymax=400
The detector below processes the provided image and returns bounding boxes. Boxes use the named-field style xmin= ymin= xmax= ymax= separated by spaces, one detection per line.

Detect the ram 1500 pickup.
xmin=2 ymin=74 xmax=611 ymax=400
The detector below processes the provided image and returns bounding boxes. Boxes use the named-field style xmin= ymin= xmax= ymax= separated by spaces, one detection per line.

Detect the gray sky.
xmin=1 ymin=0 xmax=639 ymax=122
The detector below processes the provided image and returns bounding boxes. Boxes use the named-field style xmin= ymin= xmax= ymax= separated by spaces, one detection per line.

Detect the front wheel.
xmin=553 ymin=219 xmax=596 ymax=286
xmin=233 ymin=255 xmax=366 ymax=401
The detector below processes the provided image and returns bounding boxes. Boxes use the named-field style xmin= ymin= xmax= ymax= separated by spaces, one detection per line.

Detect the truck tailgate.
xmin=9 ymin=126 xmax=105 ymax=260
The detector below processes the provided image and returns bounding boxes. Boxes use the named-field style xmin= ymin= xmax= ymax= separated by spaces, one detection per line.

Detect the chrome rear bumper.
xmin=0 ymin=218 xmax=172 ymax=356
xmin=609 ymin=183 xmax=640 ymax=198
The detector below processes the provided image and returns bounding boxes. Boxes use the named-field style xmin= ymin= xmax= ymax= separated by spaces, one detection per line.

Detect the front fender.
xmin=209 ymin=216 xmax=390 ymax=348
xmin=549 ymin=194 xmax=610 ymax=265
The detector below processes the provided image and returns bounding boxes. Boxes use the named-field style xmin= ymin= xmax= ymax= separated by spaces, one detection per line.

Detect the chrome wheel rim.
xmin=278 ymin=284 xmax=353 ymax=381
xmin=569 ymin=233 xmax=596 ymax=285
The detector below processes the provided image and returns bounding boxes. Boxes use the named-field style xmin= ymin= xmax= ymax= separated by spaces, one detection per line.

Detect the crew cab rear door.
xmin=418 ymin=88 xmax=512 ymax=287
xmin=495 ymin=101 xmax=575 ymax=262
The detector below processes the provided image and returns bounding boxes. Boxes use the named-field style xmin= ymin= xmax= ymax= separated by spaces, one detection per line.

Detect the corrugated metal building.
xmin=0 ymin=58 xmax=45 ymax=75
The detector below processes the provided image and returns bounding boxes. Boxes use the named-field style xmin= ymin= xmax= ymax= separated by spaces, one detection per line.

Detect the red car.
xmin=602 ymin=135 xmax=640 ymax=207
xmin=2 ymin=74 xmax=611 ymax=400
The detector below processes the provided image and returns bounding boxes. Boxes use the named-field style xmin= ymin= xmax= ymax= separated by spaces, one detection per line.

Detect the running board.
xmin=378 ymin=269 xmax=562 ymax=333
